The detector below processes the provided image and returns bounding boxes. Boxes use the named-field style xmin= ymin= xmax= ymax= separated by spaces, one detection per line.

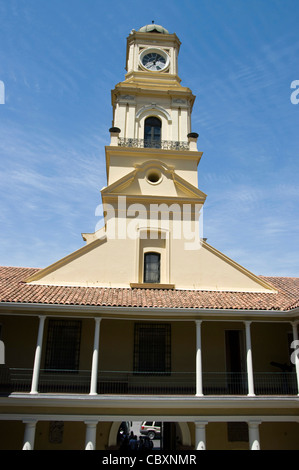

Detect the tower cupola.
xmin=110 ymin=25 xmax=198 ymax=152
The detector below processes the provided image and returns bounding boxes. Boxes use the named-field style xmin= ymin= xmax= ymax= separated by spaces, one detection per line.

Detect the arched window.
xmin=144 ymin=116 xmax=161 ymax=148
xmin=144 ymin=252 xmax=160 ymax=283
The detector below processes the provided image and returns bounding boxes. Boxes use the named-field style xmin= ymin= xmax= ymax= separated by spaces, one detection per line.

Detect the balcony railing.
xmin=118 ymin=137 xmax=189 ymax=151
xmin=0 ymin=368 xmax=91 ymax=394
xmin=98 ymin=371 xmax=196 ymax=395
xmin=0 ymin=368 xmax=297 ymax=396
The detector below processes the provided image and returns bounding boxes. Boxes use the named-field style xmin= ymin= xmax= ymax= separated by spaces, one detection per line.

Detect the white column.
xmin=22 ymin=420 xmax=37 ymax=450
xmin=292 ymin=322 xmax=299 ymax=395
xmin=90 ymin=318 xmax=101 ymax=395
xmin=85 ymin=421 xmax=98 ymax=450
xmin=244 ymin=321 xmax=255 ymax=397
xmin=195 ymin=421 xmax=207 ymax=450
xmin=248 ymin=421 xmax=261 ymax=450
xmin=195 ymin=320 xmax=203 ymax=396
xmin=30 ymin=316 xmax=46 ymax=394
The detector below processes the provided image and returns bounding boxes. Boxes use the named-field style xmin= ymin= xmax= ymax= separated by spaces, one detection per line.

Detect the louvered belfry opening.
xmin=133 ymin=323 xmax=171 ymax=375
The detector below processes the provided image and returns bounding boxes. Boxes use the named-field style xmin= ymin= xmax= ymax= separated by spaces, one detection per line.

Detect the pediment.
xmin=24 ymin=232 xmax=277 ymax=294
xmin=101 ymin=160 xmax=206 ymax=203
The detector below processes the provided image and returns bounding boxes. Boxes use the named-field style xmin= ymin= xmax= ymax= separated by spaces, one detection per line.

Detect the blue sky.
xmin=0 ymin=0 xmax=298 ymax=277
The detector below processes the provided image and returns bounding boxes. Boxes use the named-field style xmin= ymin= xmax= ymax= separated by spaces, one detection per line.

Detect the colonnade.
xmin=20 ymin=315 xmax=299 ymax=450
xmin=195 ymin=320 xmax=299 ymax=397
xmin=22 ymin=419 xmax=98 ymax=450
xmin=21 ymin=417 xmax=276 ymax=450
xmin=30 ymin=316 xmax=102 ymax=396
xmin=30 ymin=316 xmax=299 ymax=397
xmin=194 ymin=420 xmax=261 ymax=450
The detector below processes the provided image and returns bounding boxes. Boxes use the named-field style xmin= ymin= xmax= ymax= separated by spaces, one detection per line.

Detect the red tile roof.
xmin=0 ymin=266 xmax=298 ymax=312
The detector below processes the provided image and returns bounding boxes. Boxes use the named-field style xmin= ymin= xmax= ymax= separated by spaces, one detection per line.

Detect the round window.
xmin=146 ymin=169 xmax=162 ymax=184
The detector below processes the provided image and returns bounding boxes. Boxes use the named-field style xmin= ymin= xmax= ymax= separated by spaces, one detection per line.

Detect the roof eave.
xmin=0 ymin=301 xmax=298 ymax=321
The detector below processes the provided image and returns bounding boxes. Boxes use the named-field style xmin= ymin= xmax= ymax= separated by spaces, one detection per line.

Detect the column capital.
xmin=248 ymin=421 xmax=262 ymax=427
xmin=194 ymin=421 xmax=208 ymax=427
xmin=22 ymin=419 xmax=37 ymax=425
xmin=84 ymin=420 xmax=99 ymax=426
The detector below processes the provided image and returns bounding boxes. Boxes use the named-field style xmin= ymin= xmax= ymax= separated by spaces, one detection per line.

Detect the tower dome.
xmin=138 ymin=23 xmax=169 ymax=34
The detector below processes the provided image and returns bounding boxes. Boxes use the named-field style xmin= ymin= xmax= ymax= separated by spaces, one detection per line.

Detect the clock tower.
xmin=27 ymin=24 xmax=275 ymax=294
xmin=102 ymin=23 xmax=205 ymax=289
xmin=109 ymin=23 xmax=199 ymax=161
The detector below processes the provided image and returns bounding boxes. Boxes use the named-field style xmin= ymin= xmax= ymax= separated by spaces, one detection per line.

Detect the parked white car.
xmin=140 ymin=421 xmax=161 ymax=439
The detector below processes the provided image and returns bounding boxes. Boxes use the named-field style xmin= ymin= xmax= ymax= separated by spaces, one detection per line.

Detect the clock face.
xmin=142 ymin=52 xmax=167 ymax=71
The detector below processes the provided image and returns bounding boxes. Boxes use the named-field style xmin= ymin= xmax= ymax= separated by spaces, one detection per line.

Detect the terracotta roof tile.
xmin=0 ymin=266 xmax=298 ymax=311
